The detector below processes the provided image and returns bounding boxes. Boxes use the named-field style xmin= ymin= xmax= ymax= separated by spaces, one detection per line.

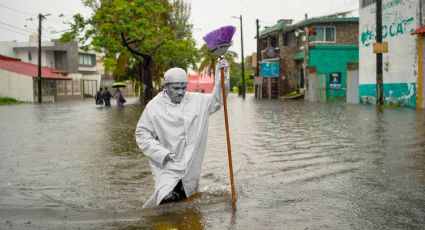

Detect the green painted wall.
xmin=359 ymin=83 xmax=416 ymax=107
xmin=309 ymin=45 xmax=359 ymax=102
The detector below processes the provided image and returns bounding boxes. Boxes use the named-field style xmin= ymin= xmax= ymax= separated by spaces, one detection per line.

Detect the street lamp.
xmin=232 ymin=15 xmax=245 ymax=99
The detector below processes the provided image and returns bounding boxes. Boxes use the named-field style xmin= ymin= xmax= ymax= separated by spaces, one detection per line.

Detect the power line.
xmin=0 ymin=20 xmax=32 ymax=33
xmin=238 ymin=0 xmax=256 ymax=19
xmin=0 ymin=24 xmax=29 ymax=36
xmin=0 ymin=2 xmax=74 ymax=34
xmin=0 ymin=2 xmax=34 ymax=17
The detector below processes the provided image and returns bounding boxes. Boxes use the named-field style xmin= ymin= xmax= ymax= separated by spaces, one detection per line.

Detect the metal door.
xmin=318 ymin=74 xmax=326 ymax=103
xmin=307 ymin=72 xmax=317 ymax=101
xmin=346 ymin=70 xmax=359 ymax=104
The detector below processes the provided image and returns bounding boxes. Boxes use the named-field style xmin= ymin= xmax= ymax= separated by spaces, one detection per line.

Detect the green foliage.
xmin=0 ymin=97 xmax=23 ymax=105
xmin=114 ymin=52 xmax=131 ymax=81
xmin=197 ymin=44 xmax=237 ymax=76
xmin=244 ymin=71 xmax=254 ymax=93
xmin=229 ymin=62 xmax=254 ymax=94
xmin=236 ymin=70 xmax=254 ymax=93
xmin=61 ymin=0 xmax=198 ymax=92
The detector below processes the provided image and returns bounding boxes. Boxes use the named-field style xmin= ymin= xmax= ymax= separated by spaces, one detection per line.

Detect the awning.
xmin=293 ymin=52 xmax=304 ymax=61
xmin=412 ymin=25 xmax=425 ymax=35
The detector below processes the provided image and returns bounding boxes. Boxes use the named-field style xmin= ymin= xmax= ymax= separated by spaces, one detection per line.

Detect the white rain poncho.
xmin=135 ymin=64 xmax=229 ymax=207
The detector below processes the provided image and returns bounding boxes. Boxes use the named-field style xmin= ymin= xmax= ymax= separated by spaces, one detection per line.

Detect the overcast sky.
xmin=0 ymin=0 xmax=359 ymax=60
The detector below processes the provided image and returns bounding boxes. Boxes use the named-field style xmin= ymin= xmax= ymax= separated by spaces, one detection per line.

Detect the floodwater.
xmin=0 ymin=94 xmax=424 ymax=229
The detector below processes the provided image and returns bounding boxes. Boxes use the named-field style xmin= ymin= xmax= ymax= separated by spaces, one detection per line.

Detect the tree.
xmin=61 ymin=0 xmax=197 ymax=104
xmin=197 ymin=44 xmax=237 ymax=76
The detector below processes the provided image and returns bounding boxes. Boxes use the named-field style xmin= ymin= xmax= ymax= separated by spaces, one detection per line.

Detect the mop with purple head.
xmin=203 ymin=25 xmax=236 ymax=56
xmin=202 ymin=25 xmax=237 ymax=204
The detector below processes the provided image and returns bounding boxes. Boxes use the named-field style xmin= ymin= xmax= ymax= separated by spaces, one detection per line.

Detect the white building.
xmin=0 ymin=55 xmax=70 ymax=103
xmin=0 ymin=38 xmax=107 ymax=100
xmin=359 ymin=0 xmax=424 ymax=108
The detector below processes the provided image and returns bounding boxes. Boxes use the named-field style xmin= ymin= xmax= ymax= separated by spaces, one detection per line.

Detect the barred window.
xmin=284 ymin=31 xmax=297 ymax=47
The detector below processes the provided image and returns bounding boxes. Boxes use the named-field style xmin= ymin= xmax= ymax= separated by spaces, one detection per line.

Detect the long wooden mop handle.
xmin=220 ymin=66 xmax=237 ymax=203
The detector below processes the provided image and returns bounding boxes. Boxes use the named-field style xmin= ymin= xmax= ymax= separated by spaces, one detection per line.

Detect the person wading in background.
xmin=95 ymin=87 xmax=104 ymax=106
xmin=114 ymin=88 xmax=126 ymax=106
xmin=102 ymin=87 xmax=112 ymax=107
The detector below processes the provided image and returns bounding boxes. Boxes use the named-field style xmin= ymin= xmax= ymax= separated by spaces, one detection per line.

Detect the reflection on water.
xmin=0 ymin=95 xmax=424 ymax=229
xmin=150 ymin=207 xmax=204 ymax=230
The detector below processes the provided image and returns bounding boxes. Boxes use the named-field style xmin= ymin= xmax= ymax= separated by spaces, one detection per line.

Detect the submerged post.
xmin=376 ymin=0 xmax=384 ymax=106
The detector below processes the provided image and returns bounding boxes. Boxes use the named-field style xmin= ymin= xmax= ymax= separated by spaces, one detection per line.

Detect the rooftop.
xmin=0 ymin=55 xmax=70 ymax=80
xmin=260 ymin=16 xmax=358 ymax=37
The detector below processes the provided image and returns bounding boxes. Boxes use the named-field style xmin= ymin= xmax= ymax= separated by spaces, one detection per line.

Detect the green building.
xmin=309 ymin=45 xmax=359 ymax=102
xmin=258 ymin=14 xmax=359 ymax=100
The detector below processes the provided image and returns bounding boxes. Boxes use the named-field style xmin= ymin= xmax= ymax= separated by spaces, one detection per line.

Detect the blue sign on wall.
xmin=329 ymin=72 xmax=342 ymax=89
xmin=261 ymin=62 xmax=279 ymax=78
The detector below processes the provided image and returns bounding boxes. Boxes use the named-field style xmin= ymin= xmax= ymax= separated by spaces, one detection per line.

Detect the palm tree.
xmin=197 ymin=44 xmax=237 ymax=76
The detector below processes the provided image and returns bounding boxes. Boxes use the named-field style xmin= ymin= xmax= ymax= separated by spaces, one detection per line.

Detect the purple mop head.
xmin=203 ymin=25 xmax=236 ymax=52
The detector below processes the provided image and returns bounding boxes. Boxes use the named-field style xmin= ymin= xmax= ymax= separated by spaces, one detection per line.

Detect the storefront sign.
xmin=261 ymin=62 xmax=279 ymax=78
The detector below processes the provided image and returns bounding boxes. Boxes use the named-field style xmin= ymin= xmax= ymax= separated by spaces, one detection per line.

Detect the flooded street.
xmin=0 ymin=94 xmax=424 ymax=229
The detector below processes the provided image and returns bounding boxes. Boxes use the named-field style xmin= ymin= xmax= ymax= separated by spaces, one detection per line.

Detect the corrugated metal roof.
xmin=260 ymin=17 xmax=358 ymax=37
xmin=412 ymin=25 xmax=425 ymax=35
xmin=0 ymin=55 xmax=70 ymax=80
xmin=259 ymin=22 xmax=287 ymax=37
xmin=290 ymin=17 xmax=358 ymax=29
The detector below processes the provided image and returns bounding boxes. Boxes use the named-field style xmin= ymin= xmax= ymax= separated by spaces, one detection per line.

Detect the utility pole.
xmin=239 ymin=15 xmax=246 ymax=99
xmin=232 ymin=15 xmax=246 ymax=99
xmin=37 ymin=13 xmax=50 ymax=103
xmin=303 ymin=13 xmax=309 ymax=97
xmin=37 ymin=13 xmax=43 ymax=103
xmin=376 ymin=0 xmax=384 ymax=106
xmin=256 ymin=19 xmax=260 ymax=77
xmin=256 ymin=19 xmax=261 ymax=99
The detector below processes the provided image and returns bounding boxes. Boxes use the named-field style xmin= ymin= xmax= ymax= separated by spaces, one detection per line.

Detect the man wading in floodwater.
xmin=135 ymin=60 xmax=229 ymax=207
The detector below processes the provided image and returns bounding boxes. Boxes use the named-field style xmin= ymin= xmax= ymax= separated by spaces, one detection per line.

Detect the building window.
xmin=260 ymin=39 xmax=267 ymax=50
xmin=28 ymin=52 xmax=32 ymax=61
xmin=284 ymin=31 xmax=297 ymax=47
xmin=311 ymin=26 xmax=336 ymax=42
xmin=79 ymin=54 xmax=95 ymax=66
xmin=361 ymin=0 xmax=375 ymax=8
xmin=270 ymin=35 xmax=277 ymax=47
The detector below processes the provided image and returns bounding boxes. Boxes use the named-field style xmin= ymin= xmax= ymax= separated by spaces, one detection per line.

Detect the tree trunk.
xmin=140 ymin=56 xmax=154 ymax=104
xmin=120 ymin=33 xmax=155 ymax=105
xmin=138 ymin=62 xmax=144 ymax=102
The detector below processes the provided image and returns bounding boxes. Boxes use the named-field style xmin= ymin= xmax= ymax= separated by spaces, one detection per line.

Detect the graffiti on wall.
xmin=361 ymin=15 xmax=415 ymax=47
xmin=385 ymin=82 xmax=415 ymax=106
xmin=360 ymin=83 xmax=416 ymax=106
xmin=358 ymin=0 xmax=418 ymax=107
xmin=360 ymin=0 xmax=416 ymax=47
